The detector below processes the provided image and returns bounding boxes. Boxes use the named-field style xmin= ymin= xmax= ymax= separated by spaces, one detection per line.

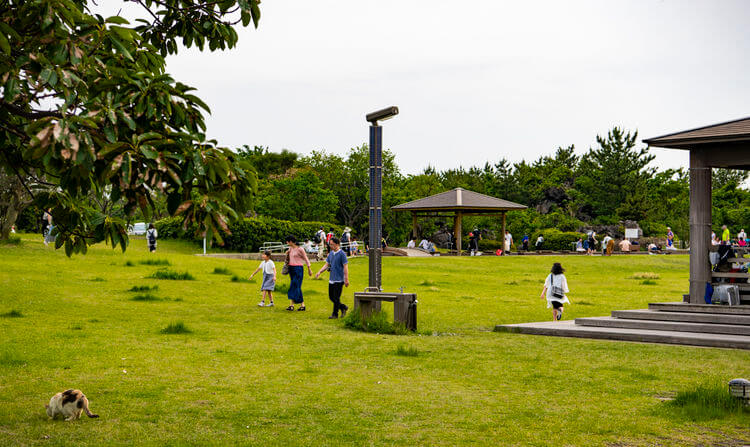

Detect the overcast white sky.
xmin=105 ymin=0 xmax=750 ymax=174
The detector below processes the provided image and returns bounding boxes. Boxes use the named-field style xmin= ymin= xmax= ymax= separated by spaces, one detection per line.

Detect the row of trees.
xmin=227 ymin=128 xmax=749 ymax=246
xmin=7 ymin=123 xmax=750 ymax=249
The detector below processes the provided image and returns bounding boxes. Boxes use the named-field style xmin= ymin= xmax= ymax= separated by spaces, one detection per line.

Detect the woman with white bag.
xmin=540 ymin=262 xmax=570 ymax=321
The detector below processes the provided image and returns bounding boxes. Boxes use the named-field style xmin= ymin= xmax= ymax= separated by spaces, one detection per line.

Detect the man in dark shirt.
xmin=315 ymin=237 xmax=350 ymax=319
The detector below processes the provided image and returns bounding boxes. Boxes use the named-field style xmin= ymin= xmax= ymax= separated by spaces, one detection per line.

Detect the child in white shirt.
xmin=249 ymin=250 xmax=276 ymax=307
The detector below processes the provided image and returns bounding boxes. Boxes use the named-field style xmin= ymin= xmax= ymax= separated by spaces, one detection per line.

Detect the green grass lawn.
xmin=1 ymin=234 xmax=748 ymax=446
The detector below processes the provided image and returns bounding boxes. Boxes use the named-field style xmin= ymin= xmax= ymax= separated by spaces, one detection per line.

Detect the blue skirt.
xmin=261 ymin=273 xmax=275 ymax=291
xmin=288 ymin=265 xmax=304 ymax=303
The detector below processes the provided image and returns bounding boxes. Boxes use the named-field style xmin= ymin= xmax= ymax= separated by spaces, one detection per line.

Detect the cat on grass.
xmin=45 ymin=389 xmax=99 ymax=421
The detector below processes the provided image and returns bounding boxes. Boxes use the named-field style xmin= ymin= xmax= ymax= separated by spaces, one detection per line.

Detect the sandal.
xmin=286 ymin=305 xmax=294 ymax=311
xmin=297 ymin=306 xmax=306 ymax=311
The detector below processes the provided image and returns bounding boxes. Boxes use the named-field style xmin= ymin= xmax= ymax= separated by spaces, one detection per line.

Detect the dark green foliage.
xmin=477 ymin=239 xmax=504 ymax=251
xmin=237 ymin=146 xmax=298 ymax=179
xmin=575 ymin=128 xmax=655 ymax=220
xmin=124 ymin=261 xmax=135 ymax=267
xmin=149 ymin=269 xmax=195 ymax=281
xmin=342 ymin=309 xmax=410 ymax=335
xmin=0 ymin=1 xmax=262 ymax=251
xmin=212 ymin=267 xmax=233 ymax=275
xmin=139 ymin=259 xmax=171 ymax=266
xmin=160 ymin=321 xmax=192 ymax=334
xmin=0 ymin=236 xmax=21 ymax=245
xmin=230 ymin=275 xmax=250 ymax=283
xmin=256 ymin=171 xmax=338 ymax=222
xmin=640 ymin=280 xmax=658 ymax=285
xmin=666 ymin=381 xmax=749 ymax=421
xmin=394 ymin=345 xmax=419 ymax=357
xmin=129 ymin=285 xmax=159 ymax=292
xmin=0 ymin=310 xmax=23 ymax=318
xmin=155 ymin=216 xmax=340 ymax=253
xmin=89 ymin=277 xmax=106 ymax=282
xmin=530 ymin=230 xmax=586 ymax=251
xmin=131 ymin=294 xmax=162 ymax=301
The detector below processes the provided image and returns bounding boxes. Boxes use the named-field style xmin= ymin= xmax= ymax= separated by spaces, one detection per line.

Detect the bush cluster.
xmin=154 ymin=216 xmax=341 ymax=252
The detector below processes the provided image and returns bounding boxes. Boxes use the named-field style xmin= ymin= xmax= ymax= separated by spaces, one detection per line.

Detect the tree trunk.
xmin=1 ymin=204 xmax=19 ymax=240
xmin=0 ymin=177 xmax=33 ymax=240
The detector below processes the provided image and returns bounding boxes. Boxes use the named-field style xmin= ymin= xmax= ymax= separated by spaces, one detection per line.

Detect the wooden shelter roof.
xmin=643 ymin=116 xmax=750 ymax=149
xmin=392 ymin=188 xmax=526 ymax=213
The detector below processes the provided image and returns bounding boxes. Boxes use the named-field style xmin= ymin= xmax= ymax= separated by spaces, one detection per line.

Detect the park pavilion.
xmin=392 ymin=188 xmax=527 ymax=255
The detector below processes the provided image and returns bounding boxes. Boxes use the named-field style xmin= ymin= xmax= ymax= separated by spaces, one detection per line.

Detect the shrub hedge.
xmin=154 ymin=216 xmax=342 ymax=253
xmin=530 ymin=229 xmax=586 ymax=251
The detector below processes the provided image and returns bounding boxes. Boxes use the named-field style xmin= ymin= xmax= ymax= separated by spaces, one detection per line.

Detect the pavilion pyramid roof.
xmin=392 ymin=188 xmax=526 ymax=213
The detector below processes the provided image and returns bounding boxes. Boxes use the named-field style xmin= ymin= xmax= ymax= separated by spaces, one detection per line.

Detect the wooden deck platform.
xmin=495 ymin=302 xmax=750 ymax=350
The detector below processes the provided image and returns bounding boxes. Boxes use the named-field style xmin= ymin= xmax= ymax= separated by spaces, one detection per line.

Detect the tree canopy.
xmin=0 ymin=0 xmax=261 ymax=254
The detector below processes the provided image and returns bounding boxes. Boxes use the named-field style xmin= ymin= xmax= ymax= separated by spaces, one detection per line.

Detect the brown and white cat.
xmin=45 ymin=389 xmax=99 ymax=421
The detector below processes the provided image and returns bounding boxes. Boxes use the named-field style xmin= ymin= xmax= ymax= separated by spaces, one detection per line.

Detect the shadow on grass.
xmin=160 ymin=321 xmax=192 ymax=334
xmin=213 ymin=267 xmax=233 ymax=275
xmin=131 ymin=294 xmax=163 ymax=302
xmin=149 ymin=269 xmax=195 ymax=280
xmin=342 ymin=309 xmax=410 ymax=335
xmin=394 ymin=344 xmax=419 ymax=357
xmin=129 ymin=285 xmax=159 ymax=292
xmin=140 ymin=259 xmax=171 ymax=266
xmin=1 ymin=310 xmax=23 ymax=318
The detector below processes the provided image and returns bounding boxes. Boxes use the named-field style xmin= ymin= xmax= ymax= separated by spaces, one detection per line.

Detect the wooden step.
xmin=649 ymin=302 xmax=750 ymax=315
xmin=612 ymin=309 xmax=750 ymax=326
xmin=495 ymin=320 xmax=750 ymax=350
xmin=727 ymin=258 xmax=750 ymax=263
xmin=711 ymin=272 xmax=750 ymax=279
xmin=576 ymin=316 xmax=750 ymax=336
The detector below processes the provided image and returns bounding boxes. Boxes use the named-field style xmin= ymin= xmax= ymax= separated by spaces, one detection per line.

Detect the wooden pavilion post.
xmin=454 ymin=211 xmax=462 ymax=256
xmin=501 ymin=211 xmax=507 ymax=255
xmin=689 ymin=149 xmax=711 ymax=304
xmin=411 ymin=212 xmax=418 ymax=241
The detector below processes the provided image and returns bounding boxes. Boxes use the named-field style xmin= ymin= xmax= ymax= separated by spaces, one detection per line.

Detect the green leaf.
xmin=40 ymin=68 xmax=53 ymax=84
xmin=137 ymin=132 xmax=161 ymax=143
xmin=0 ymin=32 xmax=9 ymax=55
xmin=64 ymin=237 xmax=73 ymax=257
xmin=109 ymin=34 xmax=133 ymax=61
xmin=106 ymin=16 xmax=130 ymax=25
xmin=140 ymin=146 xmax=158 ymax=159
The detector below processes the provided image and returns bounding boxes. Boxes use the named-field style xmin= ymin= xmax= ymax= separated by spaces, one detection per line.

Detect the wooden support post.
xmin=412 ymin=212 xmax=418 ymax=241
xmin=454 ymin=212 xmax=462 ymax=256
xmin=501 ymin=211 xmax=507 ymax=255
xmin=689 ymin=149 xmax=711 ymax=304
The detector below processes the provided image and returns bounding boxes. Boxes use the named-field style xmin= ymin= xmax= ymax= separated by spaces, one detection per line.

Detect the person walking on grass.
xmin=285 ymin=235 xmax=312 ymax=311
xmin=146 ymin=223 xmax=158 ymax=253
xmin=43 ymin=208 xmax=54 ymax=245
xmin=540 ymin=262 xmax=570 ymax=321
xmin=249 ymin=250 xmax=276 ymax=307
xmin=315 ymin=237 xmax=350 ymax=319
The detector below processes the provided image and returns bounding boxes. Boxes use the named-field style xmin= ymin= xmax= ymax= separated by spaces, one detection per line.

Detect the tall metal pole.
xmin=369 ymin=125 xmax=383 ymax=291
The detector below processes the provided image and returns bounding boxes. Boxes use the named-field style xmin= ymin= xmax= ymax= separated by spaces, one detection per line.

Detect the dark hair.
xmin=285 ymin=235 xmax=297 ymax=244
xmin=330 ymin=237 xmax=340 ymax=245
xmin=263 ymin=250 xmax=272 ymax=258
xmin=148 ymin=223 xmax=155 ymax=229
xmin=551 ymin=263 xmax=564 ymax=275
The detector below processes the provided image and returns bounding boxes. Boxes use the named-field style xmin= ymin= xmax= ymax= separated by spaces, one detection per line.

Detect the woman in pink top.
xmin=285 ymin=235 xmax=312 ymax=311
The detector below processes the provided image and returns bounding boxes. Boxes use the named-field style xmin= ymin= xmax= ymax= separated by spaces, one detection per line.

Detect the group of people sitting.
xmin=711 ymin=225 xmax=747 ymax=247
xmin=407 ymin=236 xmax=437 ymax=253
